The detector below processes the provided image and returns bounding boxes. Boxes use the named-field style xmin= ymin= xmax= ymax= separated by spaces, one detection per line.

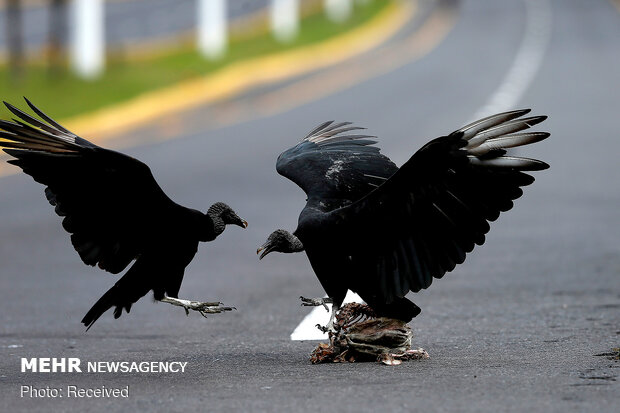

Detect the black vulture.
xmin=0 ymin=99 xmax=247 ymax=330
xmin=258 ymin=110 xmax=549 ymax=332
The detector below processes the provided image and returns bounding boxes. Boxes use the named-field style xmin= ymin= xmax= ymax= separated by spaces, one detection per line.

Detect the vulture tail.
xmin=81 ymin=263 xmax=150 ymax=331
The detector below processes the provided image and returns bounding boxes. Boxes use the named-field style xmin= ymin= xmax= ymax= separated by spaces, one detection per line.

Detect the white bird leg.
xmin=298 ymin=296 xmax=339 ymax=332
xmin=317 ymin=302 xmax=340 ymax=334
xmin=160 ymin=296 xmax=235 ymax=318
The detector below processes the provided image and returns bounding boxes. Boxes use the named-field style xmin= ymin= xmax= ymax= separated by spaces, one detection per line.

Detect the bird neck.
xmin=206 ymin=205 xmax=226 ymax=237
xmin=286 ymin=233 xmax=305 ymax=253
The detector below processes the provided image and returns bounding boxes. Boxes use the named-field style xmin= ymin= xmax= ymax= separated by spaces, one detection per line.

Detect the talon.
xmin=315 ymin=324 xmax=328 ymax=333
xmin=160 ymin=296 xmax=235 ymax=318
xmin=300 ymin=296 xmax=333 ymax=312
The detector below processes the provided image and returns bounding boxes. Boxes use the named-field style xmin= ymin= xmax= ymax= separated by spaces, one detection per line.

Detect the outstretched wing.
xmin=321 ymin=109 xmax=550 ymax=302
xmin=0 ymin=99 xmax=178 ymax=274
xmin=276 ymin=121 xmax=398 ymax=211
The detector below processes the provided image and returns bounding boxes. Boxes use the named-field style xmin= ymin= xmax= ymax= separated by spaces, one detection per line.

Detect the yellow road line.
xmin=61 ymin=1 xmax=413 ymax=141
xmin=0 ymin=0 xmax=414 ymax=179
xmin=150 ymin=1 xmax=455 ymax=147
xmin=100 ymin=0 xmax=455 ymax=151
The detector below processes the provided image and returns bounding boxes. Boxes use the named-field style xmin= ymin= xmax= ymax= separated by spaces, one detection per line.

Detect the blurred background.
xmin=0 ymin=0 xmax=619 ymax=411
xmin=0 ymin=0 xmax=378 ymax=119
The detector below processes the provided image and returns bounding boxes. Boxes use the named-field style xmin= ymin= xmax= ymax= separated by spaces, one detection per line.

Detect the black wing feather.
xmin=320 ymin=110 xmax=549 ymax=302
xmin=276 ymin=121 xmax=398 ymax=211
xmin=0 ymin=99 xmax=177 ymax=274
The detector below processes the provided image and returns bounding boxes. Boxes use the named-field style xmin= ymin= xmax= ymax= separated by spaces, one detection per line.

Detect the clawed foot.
xmin=300 ymin=296 xmax=333 ymax=312
xmin=299 ymin=296 xmax=339 ymax=334
xmin=160 ymin=296 xmax=235 ymax=318
xmin=315 ymin=323 xmax=335 ymax=334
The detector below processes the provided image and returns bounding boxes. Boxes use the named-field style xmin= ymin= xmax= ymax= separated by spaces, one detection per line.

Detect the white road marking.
xmin=290 ymin=0 xmax=552 ymax=341
xmin=471 ymin=0 xmax=552 ymax=120
xmin=290 ymin=290 xmax=363 ymax=341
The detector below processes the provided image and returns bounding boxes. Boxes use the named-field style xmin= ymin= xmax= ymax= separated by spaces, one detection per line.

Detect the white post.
xmin=69 ymin=0 xmax=104 ymax=79
xmin=271 ymin=0 xmax=299 ymax=43
xmin=198 ymin=0 xmax=227 ymax=59
xmin=325 ymin=0 xmax=352 ymax=23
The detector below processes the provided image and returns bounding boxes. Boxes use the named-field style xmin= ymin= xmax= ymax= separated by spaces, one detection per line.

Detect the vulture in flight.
xmin=258 ymin=110 xmax=549 ymax=332
xmin=0 ymin=99 xmax=247 ymax=330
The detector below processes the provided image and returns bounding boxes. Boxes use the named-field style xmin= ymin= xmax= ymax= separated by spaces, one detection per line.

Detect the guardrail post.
xmin=271 ymin=0 xmax=299 ymax=43
xmin=6 ymin=0 xmax=24 ymax=78
xmin=198 ymin=0 xmax=228 ymax=59
xmin=325 ymin=0 xmax=352 ymax=22
xmin=69 ymin=0 xmax=104 ymax=79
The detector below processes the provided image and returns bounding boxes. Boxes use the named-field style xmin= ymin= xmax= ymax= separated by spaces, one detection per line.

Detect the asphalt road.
xmin=0 ymin=0 xmax=271 ymax=53
xmin=1 ymin=0 xmax=619 ymax=411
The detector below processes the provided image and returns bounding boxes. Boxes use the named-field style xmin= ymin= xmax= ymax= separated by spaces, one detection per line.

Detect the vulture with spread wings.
xmin=0 ymin=99 xmax=247 ymax=330
xmin=258 ymin=110 xmax=549 ymax=332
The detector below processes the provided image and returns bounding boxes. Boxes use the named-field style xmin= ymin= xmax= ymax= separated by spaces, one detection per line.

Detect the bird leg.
xmin=299 ymin=296 xmax=333 ymax=312
xmin=317 ymin=302 xmax=340 ymax=334
xmin=298 ymin=296 xmax=339 ymax=333
xmin=160 ymin=296 xmax=235 ymax=318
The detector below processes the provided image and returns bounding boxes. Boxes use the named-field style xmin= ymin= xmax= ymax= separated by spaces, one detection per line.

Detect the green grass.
xmin=0 ymin=0 xmax=389 ymax=119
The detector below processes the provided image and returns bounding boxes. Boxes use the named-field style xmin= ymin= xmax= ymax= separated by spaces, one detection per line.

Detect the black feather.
xmin=1 ymin=99 xmax=243 ymax=330
xmin=265 ymin=111 xmax=549 ymax=322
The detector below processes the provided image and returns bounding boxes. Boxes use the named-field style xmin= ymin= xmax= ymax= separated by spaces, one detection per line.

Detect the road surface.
xmin=0 ymin=0 xmax=618 ymax=411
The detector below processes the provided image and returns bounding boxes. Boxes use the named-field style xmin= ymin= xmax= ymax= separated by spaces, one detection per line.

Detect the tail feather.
xmin=81 ymin=286 xmax=124 ymax=332
xmin=81 ymin=262 xmax=151 ymax=331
